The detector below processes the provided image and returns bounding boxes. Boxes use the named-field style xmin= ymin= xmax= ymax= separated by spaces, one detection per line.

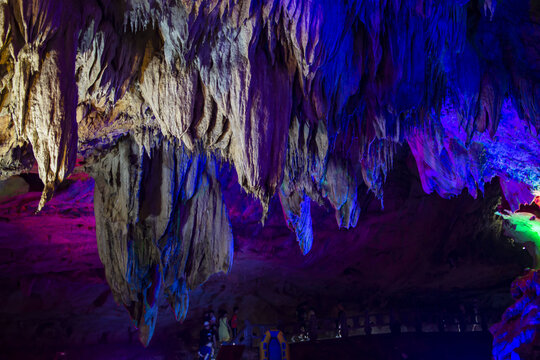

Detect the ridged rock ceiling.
xmin=0 ymin=0 xmax=539 ymax=345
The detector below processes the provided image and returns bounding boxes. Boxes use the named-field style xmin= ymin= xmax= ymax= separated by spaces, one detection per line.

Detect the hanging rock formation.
xmin=2 ymin=0 xmax=79 ymax=210
xmin=88 ymin=131 xmax=233 ymax=345
xmin=0 ymin=0 xmax=539 ymax=345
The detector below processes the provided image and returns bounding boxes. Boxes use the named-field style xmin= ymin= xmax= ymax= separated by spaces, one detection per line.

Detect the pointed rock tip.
xmin=36 ymin=182 xmax=56 ymax=212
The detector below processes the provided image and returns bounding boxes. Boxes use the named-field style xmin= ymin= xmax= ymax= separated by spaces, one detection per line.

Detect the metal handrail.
xmin=230 ymin=308 xmax=491 ymax=348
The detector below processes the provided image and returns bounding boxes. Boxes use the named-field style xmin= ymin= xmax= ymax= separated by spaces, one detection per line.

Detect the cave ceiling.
xmin=0 ymin=0 xmax=539 ymax=345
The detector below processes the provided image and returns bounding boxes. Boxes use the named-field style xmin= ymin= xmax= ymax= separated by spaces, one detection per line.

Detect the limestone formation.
xmin=89 ymin=131 xmax=233 ymax=345
xmin=491 ymin=269 xmax=540 ymax=360
xmin=0 ymin=0 xmax=539 ymax=345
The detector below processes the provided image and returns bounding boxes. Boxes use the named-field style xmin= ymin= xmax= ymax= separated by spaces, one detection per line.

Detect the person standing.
xmin=337 ymin=304 xmax=348 ymax=338
xmin=219 ymin=312 xmax=232 ymax=344
xmin=296 ymin=303 xmax=307 ymax=332
xmin=209 ymin=310 xmax=217 ymax=327
xmin=230 ymin=307 xmax=239 ymax=339
xmin=208 ymin=310 xmax=218 ymax=349
xmin=364 ymin=311 xmax=372 ymax=335
xmin=307 ymin=309 xmax=318 ymax=341
xmin=389 ymin=309 xmax=401 ymax=335
xmin=198 ymin=322 xmax=214 ymax=360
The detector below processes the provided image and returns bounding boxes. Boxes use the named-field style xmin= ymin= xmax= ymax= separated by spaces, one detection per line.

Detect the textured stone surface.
xmin=6 ymin=0 xmax=79 ymax=210
xmin=0 ymin=148 xmax=531 ymax=357
xmin=491 ymin=269 xmax=540 ymax=360
xmin=490 ymin=201 xmax=540 ymax=359
xmin=0 ymin=0 xmax=537 ymax=211
xmin=0 ymin=0 xmax=539 ymax=347
xmin=88 ymin=131 xmax=233 ymax=344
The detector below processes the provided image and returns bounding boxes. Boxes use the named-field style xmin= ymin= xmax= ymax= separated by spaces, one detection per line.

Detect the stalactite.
xmin=88 ymin=131 xmax=233 ymax=345
xmin=0 ymin=0 xmax=538 ymax=346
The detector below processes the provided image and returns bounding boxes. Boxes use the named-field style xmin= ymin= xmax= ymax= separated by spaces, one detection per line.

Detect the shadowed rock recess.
xmin=0 ymin=0 xmax=539 ymax=348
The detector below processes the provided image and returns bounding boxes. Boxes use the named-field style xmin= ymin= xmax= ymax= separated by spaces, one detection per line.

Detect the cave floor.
xmin=2 ymin=332 xmax=492 ymax=360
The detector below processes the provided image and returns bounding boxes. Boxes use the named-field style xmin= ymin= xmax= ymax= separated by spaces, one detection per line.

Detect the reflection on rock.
xmin=89 ymin=132 xmax=233 ymax=345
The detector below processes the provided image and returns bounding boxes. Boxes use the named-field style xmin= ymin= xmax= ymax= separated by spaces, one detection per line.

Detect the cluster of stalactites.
xmin=0 ymin=0 xmax=538 ymax=272
xmin=0 ymin=0 xmax=538 ymax=347
xmin=0 ymin=0 xmax=79 ymax=210
xmin=88 ymin=130 xmax=233 ymax=345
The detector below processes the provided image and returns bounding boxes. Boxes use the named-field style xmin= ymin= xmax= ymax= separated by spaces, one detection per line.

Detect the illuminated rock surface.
xmin=488 ymin=202 xmax=540 ymax=359
xmin=0 ymin=0 xmax=538 ymax=347
xmin=0 ymin=151 xmax=532 ymax=358
xmin=88 ymin=132 xmax=233 ymax=345
xmin=491 ymin=269 xmax=540 ymax=360
xmin=498 ymin=211 xmax=540 ymax=268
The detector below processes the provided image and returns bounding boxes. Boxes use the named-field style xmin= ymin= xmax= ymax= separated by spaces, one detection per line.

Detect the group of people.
xmin=293 ymin=303 xmax=351 ymax=342
xmin=198 ymin=308 xmax=239 ymax=360
xmin=294 ymin=303 xmax=320 ymax=341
